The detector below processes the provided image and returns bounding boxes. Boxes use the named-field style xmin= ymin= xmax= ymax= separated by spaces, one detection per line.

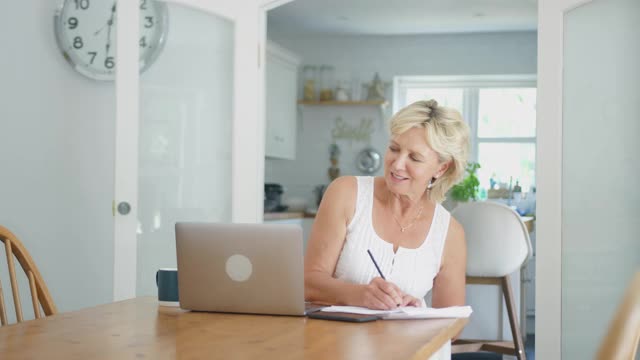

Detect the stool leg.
xmin=502 ymin=275 xmax=526 ymax=360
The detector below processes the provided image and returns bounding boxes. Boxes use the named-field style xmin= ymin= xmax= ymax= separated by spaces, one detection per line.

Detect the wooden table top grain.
xmin=0 ymin=297 xmax=468 ymax=359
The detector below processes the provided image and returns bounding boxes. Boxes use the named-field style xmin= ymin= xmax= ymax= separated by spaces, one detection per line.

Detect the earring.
xmin=427 ymin=177 xmax=436 ymax=190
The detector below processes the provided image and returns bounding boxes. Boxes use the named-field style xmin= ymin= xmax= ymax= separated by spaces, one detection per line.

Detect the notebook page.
xmin=320 ymin=305 xmax=472 ymax=319
xmin=381 ymin=306 xmax=472 ymax=319
xmin=320 ymin=306 xmax=401 ymax=315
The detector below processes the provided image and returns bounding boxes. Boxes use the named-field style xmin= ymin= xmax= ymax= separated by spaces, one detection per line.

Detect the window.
xmin=394 ymin=75 xmax=537 ymax=194
xmin=405 ymin=88 xmax=464 ymax=111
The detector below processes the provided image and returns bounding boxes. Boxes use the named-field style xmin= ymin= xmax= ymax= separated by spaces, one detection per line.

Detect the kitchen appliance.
xmin=264 ymin=183 xmax=287 ymax=212
xmin=313 ymin=185 xmax=327 ymax=207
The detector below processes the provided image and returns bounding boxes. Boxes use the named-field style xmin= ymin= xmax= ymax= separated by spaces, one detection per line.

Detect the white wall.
xmin=0 ymin=2 xmax=116 ymax=318
xmin=562 ymin=0 xmax=640 ymax=358
xmin=0 ymin=1 xmax=236 ymax=318
xmin=269 ymin=30 xmax=537 ymax=81
xmin=265 ymin=31 xmax=537 ymax=207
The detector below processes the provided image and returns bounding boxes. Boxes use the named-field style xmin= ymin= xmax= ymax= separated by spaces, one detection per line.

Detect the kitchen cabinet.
xmin=265 ymin=41 xmax=300 ymax=160
xmin=263 ymin=216 xmax=314 ymax=252
xmin=523 ymin=228 xmax=536 ymax=335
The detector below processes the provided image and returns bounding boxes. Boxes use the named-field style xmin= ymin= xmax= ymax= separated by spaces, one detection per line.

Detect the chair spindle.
xmin=27 ymin=271 xmax=42 ymax=319
xmin=0 ymin=277 xmax=7 ymax=325
xmin=5 ymin=240 xmax=23 ymax=323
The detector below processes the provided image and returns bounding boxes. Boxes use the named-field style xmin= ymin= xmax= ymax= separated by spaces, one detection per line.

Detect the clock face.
xmin=54 ymin=0 xmax=168 ymax=81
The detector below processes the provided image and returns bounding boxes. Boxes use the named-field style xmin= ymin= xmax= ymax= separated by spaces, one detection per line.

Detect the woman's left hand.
xmin=400 ymin=294 xmax=422 ymax=307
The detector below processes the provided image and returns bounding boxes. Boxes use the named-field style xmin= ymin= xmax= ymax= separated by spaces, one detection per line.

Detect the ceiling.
xmin=268 ymin=0 xmax=538 ymax=36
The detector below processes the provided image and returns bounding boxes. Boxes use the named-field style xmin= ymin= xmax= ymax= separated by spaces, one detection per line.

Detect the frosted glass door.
xmin=562 ymin=0 xmax=640 ymax=358
xmin=135 ymin=3 xmax=234 ymax=296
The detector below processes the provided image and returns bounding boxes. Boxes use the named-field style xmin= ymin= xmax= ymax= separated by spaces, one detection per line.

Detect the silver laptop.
xmin=176 ymin=222 xmax=309 ymax=316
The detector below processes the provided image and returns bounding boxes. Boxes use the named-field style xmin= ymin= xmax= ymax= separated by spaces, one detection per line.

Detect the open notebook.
xmin=320 ymin=305 xmax=472 ymax=320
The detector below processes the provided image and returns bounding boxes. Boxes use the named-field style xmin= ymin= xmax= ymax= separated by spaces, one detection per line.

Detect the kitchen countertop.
xmin=263 ymin=211 xmax=316 ymax=221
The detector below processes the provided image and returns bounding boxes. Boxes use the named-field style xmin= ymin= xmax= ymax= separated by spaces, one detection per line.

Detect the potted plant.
xmin=445 ymin=162 xmax=481 ymax=209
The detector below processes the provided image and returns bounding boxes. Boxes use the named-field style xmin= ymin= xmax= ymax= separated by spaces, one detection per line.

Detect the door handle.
xmin=117 ymin=202 xmax=131 ymax=215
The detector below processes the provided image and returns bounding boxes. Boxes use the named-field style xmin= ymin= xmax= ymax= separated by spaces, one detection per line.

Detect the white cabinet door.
xmin=300 ymin=218 xmax=314 ymax=252
xmin=264 ymin=217 xmax=314 ymax=253
xmin=265 ymin=41 xmax=299 ymax=160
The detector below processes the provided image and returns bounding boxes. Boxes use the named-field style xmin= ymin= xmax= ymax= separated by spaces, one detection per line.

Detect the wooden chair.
xmin=0 ymin=225 xmax=56 ymax=325
xmin=451 ymin=201 xmax=533 ymax=360
xmin=596 ymin=271 xmax=640 ymax=360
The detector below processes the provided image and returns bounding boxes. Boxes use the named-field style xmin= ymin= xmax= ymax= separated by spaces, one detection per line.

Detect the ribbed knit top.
xmin=333 ymin=176 xmax=451 ymax=305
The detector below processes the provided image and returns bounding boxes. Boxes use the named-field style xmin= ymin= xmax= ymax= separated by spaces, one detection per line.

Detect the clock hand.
xmin=106 ymin=24 xmax=112 ymax=54
xmin=94 ymin=23 xmax=108 ymax=36
xmin=95 ymin=3 xmax=117 ymax=36
xmin=105 ymin=3 xmax=116 ymax=54
xmin=109 ymin=3 xmax=116 ymax=22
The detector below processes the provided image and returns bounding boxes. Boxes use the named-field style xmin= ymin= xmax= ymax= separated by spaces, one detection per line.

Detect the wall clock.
xmin=54 ymin=0 xmax=168 ymax=81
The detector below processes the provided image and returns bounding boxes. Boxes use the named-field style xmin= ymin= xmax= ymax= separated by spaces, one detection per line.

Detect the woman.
xmin=304 ymin=99 xmax=469 ymax=310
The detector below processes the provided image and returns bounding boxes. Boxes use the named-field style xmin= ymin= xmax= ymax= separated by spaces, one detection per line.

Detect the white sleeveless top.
xmin=334 ymin=176 xmax=451 ymax=305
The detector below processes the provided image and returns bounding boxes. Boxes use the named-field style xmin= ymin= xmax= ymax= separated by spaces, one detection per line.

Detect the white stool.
xmin=451 ymin=201 xmax=533 ymax=360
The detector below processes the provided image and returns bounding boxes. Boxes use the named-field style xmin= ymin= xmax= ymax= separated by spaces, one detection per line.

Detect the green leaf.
xmin=449 ymin=162 xmax=481 ymax=202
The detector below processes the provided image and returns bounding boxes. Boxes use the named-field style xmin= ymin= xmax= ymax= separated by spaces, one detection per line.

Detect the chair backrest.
xmin=452 ymin=201 xmax=532 ymax=277
xmin=0 ymin=225 xmax=56 ymax=325
xmin=596 ymin=271 xmax=640 ymax=360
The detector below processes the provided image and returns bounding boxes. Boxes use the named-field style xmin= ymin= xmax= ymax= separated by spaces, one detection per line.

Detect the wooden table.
xmin=0 ymin=297 xmax=468 ymax=359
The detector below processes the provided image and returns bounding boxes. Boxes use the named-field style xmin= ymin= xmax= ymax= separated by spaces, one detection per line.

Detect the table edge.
xmin=410 ymin=317 xmax=469 ymax=360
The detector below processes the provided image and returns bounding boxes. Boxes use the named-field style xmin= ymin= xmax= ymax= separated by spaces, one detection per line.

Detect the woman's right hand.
xmin=358 ymin=277 xmax=406 ymax=310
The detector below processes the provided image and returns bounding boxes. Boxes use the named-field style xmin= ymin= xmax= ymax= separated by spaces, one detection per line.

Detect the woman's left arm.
xmin=431 ymin=218 xmax=466 ymax=308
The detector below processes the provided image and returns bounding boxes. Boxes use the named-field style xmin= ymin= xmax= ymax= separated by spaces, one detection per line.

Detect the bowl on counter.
xmin=283 ymin=197 xmax=308 ymax=212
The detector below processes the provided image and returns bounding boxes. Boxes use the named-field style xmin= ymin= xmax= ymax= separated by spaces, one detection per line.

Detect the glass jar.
xmin=302 ymin=65 xmax=317 ymax=101
xmin=335 ymin=80 xmax=350 ymax=102
xmin=318 ymin=65 xmax=335 ymax=101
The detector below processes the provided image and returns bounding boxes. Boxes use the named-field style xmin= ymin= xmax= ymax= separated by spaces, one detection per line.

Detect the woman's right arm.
xmin=304 ymin=177 xmax=404 ymax=309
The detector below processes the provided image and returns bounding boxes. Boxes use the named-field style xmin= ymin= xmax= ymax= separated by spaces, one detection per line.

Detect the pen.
xmin=367 ymin=249 xmax=386 ymax=280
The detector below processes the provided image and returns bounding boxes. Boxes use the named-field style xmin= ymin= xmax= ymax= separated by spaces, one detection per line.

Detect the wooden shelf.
xmin=296 ymin=99 xmax=388 ymax=120
xmin=297 ymin=100 xmax=387 ymax=106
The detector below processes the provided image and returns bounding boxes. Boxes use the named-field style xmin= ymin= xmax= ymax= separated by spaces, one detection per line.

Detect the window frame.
xmin=393 ymin=74 xmax=537 ymax=176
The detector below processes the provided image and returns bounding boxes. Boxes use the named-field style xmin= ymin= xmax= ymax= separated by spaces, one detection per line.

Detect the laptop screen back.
xmin=176 ymin=222 xmax=305 ymax=316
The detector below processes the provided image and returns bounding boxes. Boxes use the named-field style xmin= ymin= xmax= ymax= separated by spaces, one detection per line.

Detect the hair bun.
xmin=425 ymin=99 xmax=438 ymax=112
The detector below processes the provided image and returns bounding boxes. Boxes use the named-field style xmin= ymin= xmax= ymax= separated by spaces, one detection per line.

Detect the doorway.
xmin=262 ymin=1 xmax=538 ymax=358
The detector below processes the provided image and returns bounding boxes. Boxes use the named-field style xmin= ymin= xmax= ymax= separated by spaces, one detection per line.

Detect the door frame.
xmin=113 ymin=0 xmax=264 ymax=301
xmin=259 ymin=0 xmax=579 ymax=356
xmin=111 ymin=0 xmax=594 ymax=356
xmin=537 ymin=0 xmax=593 ymax=358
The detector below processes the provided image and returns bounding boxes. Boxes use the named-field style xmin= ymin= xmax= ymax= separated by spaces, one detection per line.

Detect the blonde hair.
xmin=389 ymin=99 xmax=470 ymax=203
